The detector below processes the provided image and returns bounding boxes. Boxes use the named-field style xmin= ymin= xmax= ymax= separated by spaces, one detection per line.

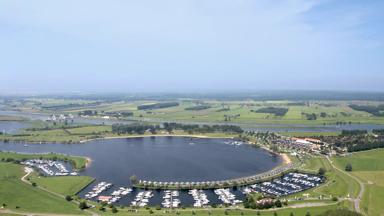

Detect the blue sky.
xmin=0 ymin=0 xmax=383 ymax=93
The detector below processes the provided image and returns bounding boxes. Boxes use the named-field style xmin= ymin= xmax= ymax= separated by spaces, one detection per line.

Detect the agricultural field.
xmin=90 ymin=100 xmax=384 ymax=125
xmin=4 ymin=98 xmax=384 ymax=125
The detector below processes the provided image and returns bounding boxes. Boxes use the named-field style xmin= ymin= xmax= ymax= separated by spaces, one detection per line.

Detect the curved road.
xmin=326 ymin=156 xmax=365 ymax=215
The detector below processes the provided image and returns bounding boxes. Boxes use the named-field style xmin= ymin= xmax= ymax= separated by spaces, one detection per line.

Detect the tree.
xmin=79 ymin=201 xmax=88 ymax=210
xmin=345 ymin=163 xmax=353 ymax=172
xmin=31 ymin=182 xmax=37 ymax=187
xmin=305 ymin=211 xmax=311 ymax=216
xmin=290 ymin=212 xmax=294 ymax=216
xmin=318 ymin=167 xmax=326 ymax=176
xmin=130 ymin=175 xmax=138 ymax=184
xmin=274 ymin=199 xmax=282 ymax=208
xmin=98 ymin=205 xmax=106 ymax=212
xmin=65 ymin=195 xmax=72 ymax=201
xmin=273 ymin=212 xmax=278 ymax=216
xmin=271 ymin=144 xmax=279 ymax=153
xmin=112 ymin=206 xmax=118 ymax=213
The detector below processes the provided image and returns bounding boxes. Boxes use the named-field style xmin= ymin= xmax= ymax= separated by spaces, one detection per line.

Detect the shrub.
xmin=79 ymin=201 xmax=88 ymax=210
xmin=65 ymin=195 xmax=73 ymax=201
xmin=112 ymin=206 xmax=118 ymax=213
xmin=318 ymin=167 xmax=326 ymax=176
xmin=345 ymin=163 xmax=353 ymax=172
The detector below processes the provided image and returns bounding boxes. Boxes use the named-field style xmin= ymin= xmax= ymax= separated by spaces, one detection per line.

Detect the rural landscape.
xmin=1 ymin=0 xmax=383 ymax=215
xmin=1 ymin=93 xmax=384 ymax=216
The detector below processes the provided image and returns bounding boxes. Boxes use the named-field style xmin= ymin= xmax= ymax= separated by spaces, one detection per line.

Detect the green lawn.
xmin=97 ymin=202 xmax=349 ymax=216
xmin=333 ymin=149 xmax=384 ymax=171
xmin=0 ymin=162 xmax=86 ymax=215
xmin=333 ymin=149 xmax=384 ymax=216
xmin=28 ymin=173 xmax=94 ymax=196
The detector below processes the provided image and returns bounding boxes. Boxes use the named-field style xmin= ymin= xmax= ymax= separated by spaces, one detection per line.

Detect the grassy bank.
xmin=2 ymin=125 xmax=237 ymax=143
xmin=332 ymin=149 xmax=384 ymax=216
xmin=92 ymin=201 xmax=349 ymax=216
xmin=28 ymin=172 xmax=94 ymax=196
xmin=0 ymin=162 xmax=86 ymax=215
xmin=286 ymin=156 xmax=360 ymax=200
xmin=0 ymin=115 xmax=26 ymax=121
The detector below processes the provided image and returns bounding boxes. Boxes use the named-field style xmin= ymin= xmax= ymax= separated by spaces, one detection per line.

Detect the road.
xmin=326 ymin=156 xmax=365 ymax=215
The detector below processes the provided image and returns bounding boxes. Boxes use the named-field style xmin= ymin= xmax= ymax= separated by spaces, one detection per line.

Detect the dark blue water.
xmin=0 ymin=136 xmax=281 ymax=206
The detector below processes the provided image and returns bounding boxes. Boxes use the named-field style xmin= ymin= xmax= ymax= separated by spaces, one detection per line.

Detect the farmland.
xmin=3 ymin=98 xmax=384 ymax=126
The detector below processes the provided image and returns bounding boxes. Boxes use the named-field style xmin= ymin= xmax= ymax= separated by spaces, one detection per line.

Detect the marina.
xmin=161 ymin=190 xmax=180 ymax=208
xmin=131 ymin=191 xmax=154 ymax=207
xmin=80 ymin=172 xmax=323 ymax=207
xmin=21 ymin=159 xmax=78 ymax=176
xmin=85 ymin=182 xmax=113 ymax=199
xmin=242 ymin=172 xmax=323 ymax=197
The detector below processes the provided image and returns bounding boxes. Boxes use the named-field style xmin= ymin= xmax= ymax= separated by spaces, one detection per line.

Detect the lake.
xmin=0 ymin=136 xmax=281 ymax=206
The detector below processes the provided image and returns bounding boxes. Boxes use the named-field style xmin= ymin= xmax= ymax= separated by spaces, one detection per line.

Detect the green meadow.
xmin=333 ymin=149 xmax=384 ymax=216
xmin=0 ymin=163 xmax=86 ymax=215
xmin=28 ymin=173 xmax=94 ymax=196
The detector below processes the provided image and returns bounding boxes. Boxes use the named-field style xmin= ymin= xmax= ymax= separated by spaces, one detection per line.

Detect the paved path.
xmin=326 ymin=156 xmax=365 ymax=215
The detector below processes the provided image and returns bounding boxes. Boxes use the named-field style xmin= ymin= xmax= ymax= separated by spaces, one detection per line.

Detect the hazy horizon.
xmin=1 ymin=0 xmax=383 ymax=93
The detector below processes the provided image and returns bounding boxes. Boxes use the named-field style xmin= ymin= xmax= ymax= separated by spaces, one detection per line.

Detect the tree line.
xmin=349 ymin=104 xmax=384 ymax=117
xmin=137 ymin=102 xmax=179 ymax=110
xmin=252 ymin=107 xmax=289 ymax=117
xmin=111 ymin=122 xmax=243 ymax=135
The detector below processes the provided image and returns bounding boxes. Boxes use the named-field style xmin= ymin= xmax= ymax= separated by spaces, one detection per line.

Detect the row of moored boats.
xmin=242 ymin=172 xmax=323 ymax=197
xmin=21 ymin=159 xmax=78 ymax=176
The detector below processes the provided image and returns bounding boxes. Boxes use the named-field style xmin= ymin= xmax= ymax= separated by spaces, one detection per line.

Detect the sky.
xmin=0 ymin=0 xmax=383 ymax=93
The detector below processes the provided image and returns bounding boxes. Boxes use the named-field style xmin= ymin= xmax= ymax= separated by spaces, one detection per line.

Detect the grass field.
xmin=280 ymin=131 xmax=341 ymax=137
xmin=96 ymin=201 xmax=349 ymax=216
xmin=333 ymin=149 xmax=384 ymax=171
xmin=0 ymin=162 xmax=86 ymax=215
xmin=28 ymin=173 xmax=94 ymax=196
xmin=122 ymin=101 xmax=384 ymax=125
xmin=7 ymin=98 xmax=384 ymax=125
xmin=0 ymin=115 xmax=26 ymax=121
xmin=3 ymin=124 xmax=237 ymax=143
xmin=333 ymin=149 xmax=384 ymax=216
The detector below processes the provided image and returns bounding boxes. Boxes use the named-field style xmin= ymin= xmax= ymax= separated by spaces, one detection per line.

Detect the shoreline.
xmin=79 ymin=134 xmax=236 ymax=143
xmin=281 ymin=153 xmax=292 ymax=165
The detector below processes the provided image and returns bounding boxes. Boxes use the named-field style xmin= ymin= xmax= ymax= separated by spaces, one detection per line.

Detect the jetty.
xmin=134 ymin=163 xmax=298 ymax=190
